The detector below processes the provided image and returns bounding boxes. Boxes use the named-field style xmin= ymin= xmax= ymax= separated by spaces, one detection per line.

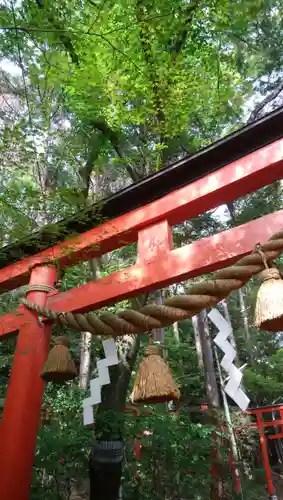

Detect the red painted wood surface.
xmin=229 ymin=450 xmax=241 ymax=495
xmin=256 ymin=413 xmax=276 ymax=495
xmin=246 ymin=405 xmax=283 ymax=496
xmin=0 ymin=207 xmax=282 ymax=339
xmin=0 ymin=310 xmax=24 ymax=339
xmin=37 ymin=207 xmax=283 ymax=314
xmin=0 ymin=265 xmax=57 ymax=500
xmin=1 ymin=139 xmax=283 ymax=293
xmin=137 ymin=220 xmax=173 ymax=263
xmin=248 ymin=405 xmax=283 ymax=414
xmin=137 ymin=220 xmax=172 ymax=342
xmin=249 ymin=419 xmax=283 ymax=428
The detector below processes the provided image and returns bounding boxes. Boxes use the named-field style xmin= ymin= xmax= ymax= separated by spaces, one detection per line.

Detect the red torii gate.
xmin=247 ymin=404 xmax=283 ymax=498
xmin=0 ymin=137 xmax=283 ymax=500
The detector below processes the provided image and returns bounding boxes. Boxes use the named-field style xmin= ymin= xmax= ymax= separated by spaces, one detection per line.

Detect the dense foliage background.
xmin=0 ymin=0 xmax=283 ymax=498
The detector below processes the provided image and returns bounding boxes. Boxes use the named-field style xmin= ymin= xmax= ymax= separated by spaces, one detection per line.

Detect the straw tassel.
xmin=131 ymin=344 xmax=180 ymax=404
xmin=254 ymin=267 xmax=283 ymax=332
xmin=41 ymin=336 xmax=78 ymax=383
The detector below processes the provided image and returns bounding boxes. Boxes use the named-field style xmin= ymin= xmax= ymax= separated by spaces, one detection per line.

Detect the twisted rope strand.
xmin=21 ymin=230 xmax=283 ymax=337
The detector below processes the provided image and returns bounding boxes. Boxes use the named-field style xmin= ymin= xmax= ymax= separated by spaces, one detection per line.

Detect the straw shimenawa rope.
xmin=21 ymin=230 xmax=283 ymax=337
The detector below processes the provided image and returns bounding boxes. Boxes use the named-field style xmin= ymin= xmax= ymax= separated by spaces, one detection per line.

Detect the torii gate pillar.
xmin=0 ymin=265 xmax=57 ymax=500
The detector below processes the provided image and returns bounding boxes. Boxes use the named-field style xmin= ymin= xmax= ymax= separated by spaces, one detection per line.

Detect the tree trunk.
xmin=79 ymin=331 xmax=92 ymax=390
xmin=196 ymin=309 xmax=220 ymax=408
xmin=89 ymin=333 xmax=141 ymax=500
xmin=191 ymin=315 xmax=204 ymax=368
xmin=238 ymin=288 xmax=254 ymax=363
xmin=172 ymin=321 xmax=180 ymax=343
xmin=151 ymin=290 xmax=165 ymax=343
xmin=88 ymin=291 xmax=150 ymax=500
xmin=195 ymin=310 xmax=230 ymax=500
xmin=79 ymin=259 xmax=102 ymax=389
xmin=168 ymin=289 xmax=180 ymax=344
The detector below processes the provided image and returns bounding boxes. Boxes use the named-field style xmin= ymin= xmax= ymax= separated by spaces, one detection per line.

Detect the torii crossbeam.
xmin=0 ymin=128 xmax=283 ymax=500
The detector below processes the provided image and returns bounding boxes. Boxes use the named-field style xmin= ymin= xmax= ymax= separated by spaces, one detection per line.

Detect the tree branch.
xmin=34 ymin=0 xmax=79 ymax=65
xmin=79 ymin=129 xmax=106 ymax=197
xmin=136 ymin=1 xmax=165 ymax=128
xmin=247 ymin=80 xmax=283 ymax=123
xmin=167 ymin=1 xmax=199 ymax=57
xmin=90 ymin=119 xmax=141 ymax=182
xmin=0 ymin=70 xmax=24 ymax=96
xmin=0 ymin=196 xmax=39 ymax=227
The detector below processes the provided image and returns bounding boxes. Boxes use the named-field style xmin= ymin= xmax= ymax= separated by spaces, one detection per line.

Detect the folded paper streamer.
xmin=208 ymin=308 xmax=250 ymax=411
xmin=83 ymin=338 xmax=119 ymax=425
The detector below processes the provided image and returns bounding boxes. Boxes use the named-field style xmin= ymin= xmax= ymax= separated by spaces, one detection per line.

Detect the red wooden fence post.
xmin=0 ymin=265 xmax=57 ymax=500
